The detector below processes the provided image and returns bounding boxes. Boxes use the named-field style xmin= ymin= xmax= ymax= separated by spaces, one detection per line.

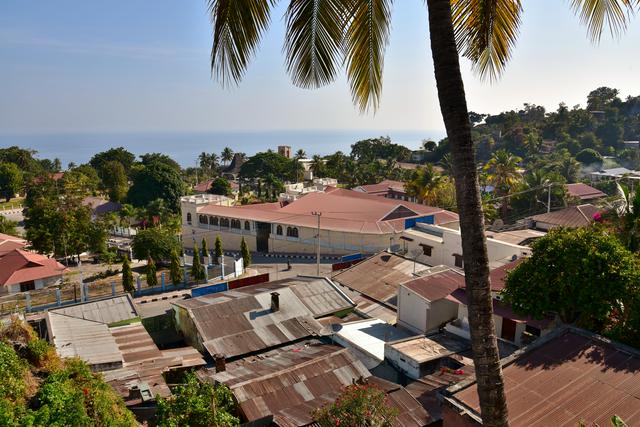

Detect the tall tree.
xmin=121 ymin=256 xmax=134 ymax=294
xmin=240 ymin=237 xmax=251 ymax=268
xmin=146 ymin=256 xmax=158 ymax=287
xmin=169 ymin=249 xmax=182 ymax=286
xmin=127 ymin=161 xmax=185 ymax=213
xmin=89 ymin=147 xmax=136 ymax=176
xmin=101 ymin=160 xmax=128 ymax=202
xmin=205 ymin=0 xmax=636 ymax=424
xmin=214 ymin=235 xmax=223 ymax=264
xmin=483 ymin=150 xmax=522 ymax=219
xmin=0 ymin=162 xmax=23 ymax=202
xmin=191 ymin=243 xmax=205 ymax=282
xmin=201 ymin=237 xmax=210 ymax=265
xmin=221 ymin=147 xmax=234 ymax=166
xmin=406 ymin=164 xmax=446 ymax=205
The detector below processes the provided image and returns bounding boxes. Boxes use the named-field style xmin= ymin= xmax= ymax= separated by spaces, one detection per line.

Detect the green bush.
xmin=0 ymin=342 xmax=29 ymax=402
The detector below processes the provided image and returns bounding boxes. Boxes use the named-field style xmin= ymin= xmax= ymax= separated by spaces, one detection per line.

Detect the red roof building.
xmin=566 ymin=183 xmax=606 ymax=201
xmin=354 ymin=179 xmax=416 ymax=202
xmin=529 ymin=204 xmax=599 ymax=231
xmin=0 ymin=249 xmax=67 ymax=294
xmin=0 ymin=233 xmax=27 ymax=258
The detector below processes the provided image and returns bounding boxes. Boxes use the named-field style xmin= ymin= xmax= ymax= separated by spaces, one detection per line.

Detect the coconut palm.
xmin=311 ymin=154 xmax=325 ymax=178
xmin=294 ymin=149 xmax=307 ymax=181
xmin=221 ymin=147 xmax=234 ymax=166
xmin=406 ymin=164 xmax=445 ymax=205
xmin=205 ymin=1 xmax=635 ymax=424
xmin=484 ymin=150 xmax=522 ymax=218
xmin=294 ymin=149 xmax=306 ymax=159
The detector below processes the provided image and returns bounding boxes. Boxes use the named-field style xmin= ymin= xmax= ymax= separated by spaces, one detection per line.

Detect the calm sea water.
xmin=0 ymin=129 xmax=445 ymax=168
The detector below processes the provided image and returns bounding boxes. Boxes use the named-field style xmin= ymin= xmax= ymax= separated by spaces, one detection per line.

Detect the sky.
xmin=1 ymin=0 xmax=639 ymax=135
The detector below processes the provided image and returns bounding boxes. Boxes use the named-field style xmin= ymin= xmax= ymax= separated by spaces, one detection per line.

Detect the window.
xmin=199 ymin=215 xmax=208 ymax=224
xmin=209 ymin=216 xmax=218 ymax=226
xmin=453 ymin=254 xmax=464 ymax=268
xmin=244 ymin=221 xmax=251 ymax=231
xmin=420 ymin=243 xmax=433 ymax=257
xmin=186 ymin=213 xmax=192 ymax=224
xmin=276 ymin=225 xmax=283 ymax=235
xmin=231 ymin=219 xmax=241 ymax=229
xmin=220 ymin=218 xmax=230 ymax=228
xmin=20 ymin=281 xmax=36 ymax=292
xmin=287 ymin=227 xmax=299 ymax=238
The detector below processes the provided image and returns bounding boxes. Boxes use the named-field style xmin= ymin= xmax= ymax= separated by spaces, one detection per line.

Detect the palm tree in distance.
xmin=406 ymin=164 xmax=445 ymax=206
xmin=293 ymin=149 xmax=307 ymax=181
xmin=221 ymin=147 xmax=234 ymax=166
xmin=484 ymin=150 xmax=522 ymax=219
xmin=294 ymin=149 xmax=306 ymax=159
xmin=205 ymin=1 xmax=636 ymax=424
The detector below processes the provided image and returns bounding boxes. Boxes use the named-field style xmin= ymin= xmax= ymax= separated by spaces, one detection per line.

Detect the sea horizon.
xmin=0 ymin=129 xmax=446 ymax=168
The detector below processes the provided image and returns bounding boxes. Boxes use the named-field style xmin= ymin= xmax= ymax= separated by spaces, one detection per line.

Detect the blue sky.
xmin=1 ymin=0 xmax=639 ymax=134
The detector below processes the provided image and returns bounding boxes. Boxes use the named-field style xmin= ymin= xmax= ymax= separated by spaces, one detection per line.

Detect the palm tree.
xmin=221 ymin=147 xmax=234 ymax=166
xmin=205 ymin=1 xmax=635 ymax=424
xmin=439 ymin=153 xmax=455 ymax=179
xmin=294 ymin=149 xmax=306 ymax=159
xmin=199 ymin=151 xmax=210 ymax=171
xmin=294 ymin=149 xmax=307 ymax=181
xmin=406 ymin=164 xmax=445 ymax=205
xmin=484 ymin=150 xmax=522 ymax=219
xmin=311 ymin=154 xmax=325 ymax=178
xmin=209 ymin=152 xmax=220 ymax=172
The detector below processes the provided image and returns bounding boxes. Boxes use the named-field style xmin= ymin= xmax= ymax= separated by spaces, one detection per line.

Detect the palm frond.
xmin=451 ymin=0 xmax=523 ymax=81
xmin=284 ymin=0 xmax=350 ymax=88
xmin=208 ymin=0 xmax=276 ymax=86
xmin=570 ymin=0 xmax=635 ymax=42
xmin=344 ymin=0 xmax=393 ymax=112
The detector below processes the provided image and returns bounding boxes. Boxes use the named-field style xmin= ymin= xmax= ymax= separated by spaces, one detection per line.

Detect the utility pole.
xmin=547 ymin=183 xmax=552 ymax=213
xmin=312 ymin=211 xmax=322 ymax=276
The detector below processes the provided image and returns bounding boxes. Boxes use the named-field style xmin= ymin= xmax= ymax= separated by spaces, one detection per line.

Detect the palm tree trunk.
xmin=426 ymin=0 xmax=508 ymax=425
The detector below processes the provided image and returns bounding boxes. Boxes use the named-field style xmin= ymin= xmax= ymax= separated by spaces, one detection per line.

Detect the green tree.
xmin=0 ymin=162 xmax=23 ymax=202
xmin=214 ymin=235 xmax=223 ymax=264
xmin=127 ymin=161 xmax=185 ymax=213
xmin=121 ymin=256 xmax=134 ymax=293
xmin=0 ymin=146 xmax=43 ymax=175
xmin=575 ymin=148 xmax=603 ymax=165
xmin=0 ymin=216 xmax=18 ymax=236
xmin=406 ymin=164 xmax=446 ymax=205
xmin=313 ymin=383 xmax=398 ymax=427
xmin=240 ymin=237 xmax=251 ymax=268
xmin=484 ymin=150 xmax=523 ymax=218
xmin=140 ymin=152 xmax=182 ymax=172
xmin=169 ymin=249 xmax=182 ymax=286
xmin=221 ymin=147 xmax=234 ymax=166
xmin=205 ymin=1 xmax=637 ymax=424
xmin=146 ymin=256 xmax=158 ymax=287
xmin=156 ymin=372 xmax=239 ymax=427
xmin=207 ymin=177 xmax=233 ymax=196
xmin=131 ymin=227 xmax=181 ymax=262
xmin=89 ymin=147 xmax=136 ymax=176
xmin=201 ymin=237 xmax=210 ymax=265
xmin=311 ymin=154 xmax=326 ymax=178
xmin=101 ymin=160 xmax=129 ymax=202
xmin=191 ymin=243 xmax=206 ymax=282
xmin=504 ymin=227 xmax=640 ymax=334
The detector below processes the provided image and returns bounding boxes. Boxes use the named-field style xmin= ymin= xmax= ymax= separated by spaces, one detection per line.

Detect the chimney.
xmin=271 ymin=292 xmax=280 ymax=312
xmin=214 ymin=353 xmax=226 ymax=373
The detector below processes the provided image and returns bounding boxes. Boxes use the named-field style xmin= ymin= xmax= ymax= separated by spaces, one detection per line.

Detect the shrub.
xmin=313 ymin=383 xmax=398 ymax=427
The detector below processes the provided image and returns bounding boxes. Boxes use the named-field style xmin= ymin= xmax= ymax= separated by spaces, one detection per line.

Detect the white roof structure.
xmin=50 ymin=295 xmax=138 ymax=325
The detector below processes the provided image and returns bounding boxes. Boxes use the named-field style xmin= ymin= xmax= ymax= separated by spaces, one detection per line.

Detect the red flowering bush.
xmin=312 ymin=383 xmax=398 ymax=427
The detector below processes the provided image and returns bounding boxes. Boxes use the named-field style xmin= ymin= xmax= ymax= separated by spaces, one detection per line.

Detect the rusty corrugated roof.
xmin=529 ymin=204 xmax=599 ymax=228
xmin=200 ymin=341 xmax=431 ymax=427
xmin=448 ymin=327 xmax=640 ymax=426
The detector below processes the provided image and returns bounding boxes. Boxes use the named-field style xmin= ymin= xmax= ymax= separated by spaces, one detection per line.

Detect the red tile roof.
xmin=357 ymin=179 xmax=408 ymax=195
xmin=0 ymin=249 xmax=67 ymax=287
xmin=0 ymin=233 xmax=27 ymax=258
xmin=566 ymin=183 xmax=606 ymax=200
xmin=530 ymin=204 xmax=599 ymax=228
xmin=402 ymin=270 xmax=465 ymax=302
xmin=198 ymin=188 xmax=457 ymax=234
xmin=448 ymin=328 xmax=640 ymax=426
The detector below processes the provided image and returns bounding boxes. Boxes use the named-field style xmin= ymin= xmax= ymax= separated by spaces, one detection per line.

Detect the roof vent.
xmin=271 ymin=292 xmax=280 ymax=312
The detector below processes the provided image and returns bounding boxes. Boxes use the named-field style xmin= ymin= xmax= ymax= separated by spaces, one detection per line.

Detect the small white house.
xmin=400 ymin=223 xmax=530 ymax=269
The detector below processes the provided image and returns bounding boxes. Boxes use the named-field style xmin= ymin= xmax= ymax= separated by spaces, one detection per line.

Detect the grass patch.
xmin=108 ymin=317 xmax=141 ymax=328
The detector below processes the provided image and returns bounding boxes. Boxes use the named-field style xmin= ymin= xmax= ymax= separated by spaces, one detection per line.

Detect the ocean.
xmin=0 ymin=129 xmax=445 ymax=168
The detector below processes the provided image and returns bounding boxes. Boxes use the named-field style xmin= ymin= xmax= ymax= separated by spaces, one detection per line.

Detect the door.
xmin=256 ymin=222 xmax=271 ymax=253
xmin=501 ymin=318 xmax=517 ymax=342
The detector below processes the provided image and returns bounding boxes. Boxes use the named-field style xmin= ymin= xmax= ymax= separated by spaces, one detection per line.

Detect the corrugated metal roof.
xmin=529 ymin=204 xmax=599 ymax=228
xmin=449 ymin=328 xmax=640 ymax=426
xmin=402 ymin=269 xmax=464 ymax=302
xmin=333 ymin=252 xmax=431 ymax=308
xmin=46 ymin=312 xmax=122 ymax=368
xmin=566 ymin=183 xmax=606 ymax=200
xmin=50 ymin=295 xmax=138 ymax=325
xmin=388 ymin=333 xmax=471 ymax=364
xmin=174 ymin=284 xmax=327 ymax=359
xmin=200 ymin=342 xmax=430 ymax=427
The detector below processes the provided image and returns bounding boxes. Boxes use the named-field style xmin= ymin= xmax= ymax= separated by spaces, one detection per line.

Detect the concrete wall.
xmin=5 ymin=275 xmax=61 ymax=295
xmin=384 ymin=342 xmax=422 ymax=380
xmin=172 ymin=305 xmax=204 ymax=353
xmin=397 ymin=285 xmax=459 ymax=335
xmin=402 ymin=223 xmax=530 ymax=268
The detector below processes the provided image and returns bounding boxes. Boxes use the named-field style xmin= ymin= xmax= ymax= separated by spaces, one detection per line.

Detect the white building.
xmin=400 ymin=222 xmax=530 ymax=270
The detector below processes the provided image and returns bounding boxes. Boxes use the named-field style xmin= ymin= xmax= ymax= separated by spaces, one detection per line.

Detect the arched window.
xmin=199 ymin=215 xmax=208 ymax=224
xmin=244 ymin=221 xmax=251 ymax=231
xmin=231 ymin=219 xmax=241 ymax=229
xmin=276 ymin=225 xmax=283 ymax=235
xmin=220 ymin=218 xmax=230 ymax=228
xmin=209 ymin=216 xmax=218 ymax=226
xmin=186 ymin=213 xmax=192 ymax=224
xmin=287 ymin=227 xmax=299 ymax=238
